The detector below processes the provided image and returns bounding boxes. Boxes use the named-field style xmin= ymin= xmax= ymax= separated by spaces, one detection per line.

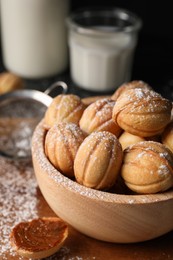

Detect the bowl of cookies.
xmin=31 ymin=80 xmax=173 ymax=243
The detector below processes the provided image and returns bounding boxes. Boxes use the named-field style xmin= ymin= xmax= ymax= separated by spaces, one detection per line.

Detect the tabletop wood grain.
xmin=1 ymin=156 xmax=173 ymax=260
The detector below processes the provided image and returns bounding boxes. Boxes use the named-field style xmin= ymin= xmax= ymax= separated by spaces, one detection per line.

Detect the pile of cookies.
xmin=43 ymin=80 xmax=173 ymax=195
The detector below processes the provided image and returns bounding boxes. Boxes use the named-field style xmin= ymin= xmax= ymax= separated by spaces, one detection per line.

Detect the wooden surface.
xmin=0 ymin=156 xmax=173 ymax=260
xmin=32 ymin=120 xmax=173 ymax=244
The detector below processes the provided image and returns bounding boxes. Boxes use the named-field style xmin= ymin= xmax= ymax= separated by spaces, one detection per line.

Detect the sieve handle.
xmin=44 ymin=81 xmax=68 ymax=96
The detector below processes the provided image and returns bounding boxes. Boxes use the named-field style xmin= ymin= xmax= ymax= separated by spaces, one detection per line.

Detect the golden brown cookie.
xmin=79 ymin=98 xmax=122 ymax=137
xmin=112 ymin=88 xmax=172 ymax=137
xmin=121 ymin=141 xmax=173 ymax=194
xmin=74 ymin=131 xmax=123 ymax=190
xmin=0 ymin=72 xmax=24 ymax=94
xmin=44 ymin=94 xmax=86 ymax=129
xmin=82 ymin=95 xmax=110 ymax=106
xmin=111 ymin=80 xmax=152 ymax=101
xmin=45 ymin=122 xmax=86 ymax=178
xmin=119 ymin=131 xmax=145 ymax=150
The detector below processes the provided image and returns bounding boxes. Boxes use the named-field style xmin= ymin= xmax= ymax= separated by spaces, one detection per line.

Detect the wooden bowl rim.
xmin=32 ymin=120 xmax=173 ymax=205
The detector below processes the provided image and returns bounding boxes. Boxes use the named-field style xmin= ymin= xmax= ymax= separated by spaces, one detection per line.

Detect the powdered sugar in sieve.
xmin=0 ymin=81 xmax=68 ymax=160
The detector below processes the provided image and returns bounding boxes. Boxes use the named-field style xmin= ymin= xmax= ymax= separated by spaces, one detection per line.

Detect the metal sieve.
xmin=0 ymin=81 xmax=68 ymax=160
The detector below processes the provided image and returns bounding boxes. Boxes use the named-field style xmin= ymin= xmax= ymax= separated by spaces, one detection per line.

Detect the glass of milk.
xmin=67 ymin=8 xmax=142 ymax=92
xmin=0 ymin=0 xmax=69 ymax=79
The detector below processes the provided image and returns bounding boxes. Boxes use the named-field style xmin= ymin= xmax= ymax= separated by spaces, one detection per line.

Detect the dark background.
xmin=0 ymin=1 xmax=173 ymax=99
xmin=70 ymin=1 xmax=173 ymax=98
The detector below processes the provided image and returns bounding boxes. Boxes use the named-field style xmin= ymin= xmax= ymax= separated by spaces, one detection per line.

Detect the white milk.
xmin=67 ymin=9 xmax=142 ymax=92
xmin=68 ymin=30 xmax=136 ymax=91
xmin=0 ymin=0 xmax=69 ymax=78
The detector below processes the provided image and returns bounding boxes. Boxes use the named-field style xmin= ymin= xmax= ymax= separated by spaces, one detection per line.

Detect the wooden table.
xmin=1 ymin=156 xmax=173 ymax=260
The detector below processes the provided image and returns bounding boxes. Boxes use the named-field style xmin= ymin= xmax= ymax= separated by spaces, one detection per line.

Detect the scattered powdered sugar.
xmin=159 ymin=151 xmax=169 ymax=159
xmin=95 ymin=99 xmax=115 ymax=118
xmin=158 ymin=164 xmax=170 ymax=176
xmin=117 ymin=88 xmax=171 ymax=116
xmin=54 ymin=94 xmax=84 ymax=117
xmin=48 ymin=247 xmax=96 ymax=260
xmin=134 ymin=88 xmax=146 ymax=99
xmin=128 ymin=199 xmax=135 ymax=204
xmin=0 ymin=157 xmax=74 ymax=260
xmin=136 ymin=150 xmax=153 ymax=160
xmin=133 ymin=88 xmax=162 ymax=100
xmin=0 ymin=158 xmax=38 ymax=259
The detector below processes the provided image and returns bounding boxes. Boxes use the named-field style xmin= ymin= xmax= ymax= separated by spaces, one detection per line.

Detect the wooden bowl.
xmin=31 ymin=120 xmax=173 ymax=243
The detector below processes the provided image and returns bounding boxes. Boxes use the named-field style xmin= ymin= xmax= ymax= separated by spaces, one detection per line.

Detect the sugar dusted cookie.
xmin=79 ymin=98 xmax=122 ymax=137
xmin=111 ymin=80 xmax=152 ymax=101
xmin=74 ymin=131 xmax=123 ymax=190
xmin=44 ymin=94 xmax=86 ymax=129
xmin=112 ymin=88 xmax=172 ymax=137
xmin=121 ymin=141 xmax=173 ymax=194
xmin=45 ymin=122 xmax=86 ymax=178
